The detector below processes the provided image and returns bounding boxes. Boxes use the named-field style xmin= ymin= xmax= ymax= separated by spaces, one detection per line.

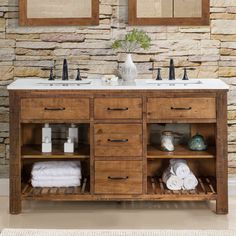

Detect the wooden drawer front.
xmin=94 ymin=98 xmax=142 ymax=119
xmin=94 ymin=124 xmax=142 ymax=157
xmin=147 ymin=97 xmax=216 ymax=120
xmin=95 ymin=161 xmax=142 ymax=194
xmin=21 ymin=98 xmax=89 ymax=120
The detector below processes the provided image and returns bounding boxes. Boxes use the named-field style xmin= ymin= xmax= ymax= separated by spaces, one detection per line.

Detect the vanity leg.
xmin=216 ymin=92 xmax=228 ymax=214
xmin=9 ymin=92 xmax=22 ymax=214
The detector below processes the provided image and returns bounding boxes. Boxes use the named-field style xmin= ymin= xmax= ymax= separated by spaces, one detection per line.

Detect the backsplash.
xmin=0 ymin=0 xmax=236 ymax=177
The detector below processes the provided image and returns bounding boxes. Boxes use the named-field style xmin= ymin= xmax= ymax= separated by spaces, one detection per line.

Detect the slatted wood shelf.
xmin=21 ymin=178 xmax=90 ymax=200
xmin=147 ymin=145 xmax=215 ymax=159
xmin=147 ymin=176 xmax=217 ymax=201
xmin=21 ymin=144 xmax=90 ymax=159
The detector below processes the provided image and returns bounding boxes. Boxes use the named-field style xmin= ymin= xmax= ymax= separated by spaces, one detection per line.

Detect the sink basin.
xmin=37 ymin=80 xmax=92 ymax=87
xmin=145 ymin=79 xmax=202 ymax=86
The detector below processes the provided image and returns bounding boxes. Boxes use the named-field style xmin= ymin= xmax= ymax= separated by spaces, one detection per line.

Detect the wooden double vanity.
xmin=8 ymin=79 xmax=229 ymax=214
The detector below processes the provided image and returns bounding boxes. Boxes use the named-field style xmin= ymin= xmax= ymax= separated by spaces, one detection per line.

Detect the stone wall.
xmin=0 ymin=0 xmax=236 ymax=177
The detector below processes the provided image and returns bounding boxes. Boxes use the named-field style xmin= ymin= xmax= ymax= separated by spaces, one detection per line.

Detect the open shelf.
xmin=147 ymin=145 xmax=215 ymax=159
xmin=21 ymin=144 xmax=90 ymax=159
xmin=147 ymin=176 xmax=217 ymax=201
xmin=21 ymin=178 xmax=90 ymax=200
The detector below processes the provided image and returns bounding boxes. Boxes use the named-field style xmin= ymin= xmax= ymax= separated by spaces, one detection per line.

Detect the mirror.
xmin=19 ymin=0 xmax=99 ymax=26
xmin=129 ymin=0 xmax=209 ymax=25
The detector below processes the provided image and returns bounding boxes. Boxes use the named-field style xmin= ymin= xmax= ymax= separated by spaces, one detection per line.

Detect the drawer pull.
xmin=108 ymin=176 xmax=129 ymax=180
xmin=107 ymin=107 xmax=129 ymax=111
xmin=171 ymin=107 xmax=192 ymax=111
xmin=108 ymin=139 xmax=128 ymax=143
xmin=44 ymin=107 xmax=66 ymax=111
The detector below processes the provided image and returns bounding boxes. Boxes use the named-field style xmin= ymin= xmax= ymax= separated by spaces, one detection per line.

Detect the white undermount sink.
xmin=37 ymin=80 xmax=92 ymax=87
xmin=145 ymin=79 xmax=202 ymax=86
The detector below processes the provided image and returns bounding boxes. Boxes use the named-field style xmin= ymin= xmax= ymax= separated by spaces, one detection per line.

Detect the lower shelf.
xmin=21 ymin=177 xmax=217 ymax=201
xmin=22 ymin=178 xmax=90 ymax=200
xmin=147 ymin=176 xmax=217 ymax=200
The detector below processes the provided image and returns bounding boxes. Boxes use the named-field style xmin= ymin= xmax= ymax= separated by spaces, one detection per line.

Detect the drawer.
xmin=95 ymin=161 xmax=142 ymax=194
xmin=94 ymin=124 xmax=142 ymax=157
xmin=94 ymin=98 xmax=142 ymax=119
xmin=147 ymin=97 xmax=216 ymax=120
xmin=21 ymin=98 xmax=89 ymax=120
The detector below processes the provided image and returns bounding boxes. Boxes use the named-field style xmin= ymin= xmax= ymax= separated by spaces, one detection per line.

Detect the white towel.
xmin=162 ymin=168 xmax=183 ymax=191
xmin=32 ymin=175 xmax=81 ymax=181
xmin=31 ymin=161 xmax=81 ymax=178
xmin=31 ymin=178 xmax=81 ymax=188
xmin=170 ymin=159 xmax=190 ymax=179
xmin=183 ymin=172 xmax=198 ymax=190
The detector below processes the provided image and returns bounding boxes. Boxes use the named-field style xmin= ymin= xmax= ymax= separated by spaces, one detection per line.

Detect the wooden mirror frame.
xmin=128 ymin=0 xmax=209 ymax=26
xmin=19 ymin=0 xmax=99 ymax=26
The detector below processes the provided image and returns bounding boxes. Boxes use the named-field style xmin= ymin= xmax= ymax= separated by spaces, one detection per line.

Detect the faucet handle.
xmin=182 ymin=68 xmax=188 ymax=80
xmin=48 ymin=67 xmax=54 ymax=81
xmin=75 ymin=68 xmax=82 ymax=81
xmin=149 ymin=67 xmax=162 ymax=80
xmin=156 ymin=68 xmax=162 ymax=80
xmin=182 ymin=67 xmax=196 ymax=80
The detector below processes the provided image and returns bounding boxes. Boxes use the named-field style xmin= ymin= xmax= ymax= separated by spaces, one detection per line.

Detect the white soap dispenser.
xmin=68 ymin=123 xmax=78 ymax=148
xmin=42 ymin=123 xmax=51 ymax=142
xmin=64 ymin=137 xmax=74 ymax=153
xmin=42 ymin=136 xmax=52 ymax=153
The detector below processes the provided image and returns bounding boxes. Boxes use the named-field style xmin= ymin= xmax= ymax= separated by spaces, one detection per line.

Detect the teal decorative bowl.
xmin=188 ymin=133 xmax=207 ymax=151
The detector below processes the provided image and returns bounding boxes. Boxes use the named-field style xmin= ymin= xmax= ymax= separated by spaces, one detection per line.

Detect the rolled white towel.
xmin=170 ymin=159 xmax=190 ymax=179
xmin=31 ymin=161 xmax=81 ymax=178
xmin=183 ymin=172 xmax=198 ymax=190
xmin=31 ymin=178 xmax=81 ymax=188
xmin=162 ymin=168 xmax=183 ymax=191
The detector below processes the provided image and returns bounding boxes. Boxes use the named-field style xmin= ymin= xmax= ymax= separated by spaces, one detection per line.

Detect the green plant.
xmin=112 ymin=29 xmax=151 ymax=53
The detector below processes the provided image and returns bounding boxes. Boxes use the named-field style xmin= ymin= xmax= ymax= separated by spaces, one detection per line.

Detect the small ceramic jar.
xmin=161 ymin=131 xmax=175 ymax=152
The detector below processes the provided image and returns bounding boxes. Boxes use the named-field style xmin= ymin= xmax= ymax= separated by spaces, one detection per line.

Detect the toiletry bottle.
xmin=42 ymin=123 xmax=51 ymax=142
xmin=69 ymin=123 xmax=78 ymax=148
xmin=64 ymin=137 xmax=74 ymax=153
xmin=42 ymin=136 xmax=52 ymax=153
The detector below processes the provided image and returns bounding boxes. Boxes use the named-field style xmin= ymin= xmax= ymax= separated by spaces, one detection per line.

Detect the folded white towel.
xmin=31 ymin=178 xmax=81 ymax=188
xmin=170 ymin=159 xmax=190 ymax=179
xmin=162 ymin=168 xmax=183 ymax=191
xmin=31 ymin=161 xmax=81 ymax=178
xmin=32 ymin=175 xmax=81 ymax=181
xmin=183 ymin=172 xmax=198 ymax=190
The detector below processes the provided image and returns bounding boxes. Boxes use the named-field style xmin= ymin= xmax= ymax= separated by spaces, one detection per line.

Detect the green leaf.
xmin=111 ymin=28 xmax=151 ymax=53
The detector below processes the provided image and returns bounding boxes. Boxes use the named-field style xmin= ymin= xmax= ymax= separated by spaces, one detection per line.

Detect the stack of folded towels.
xmin=162 ymin=159 xmax=198 ymax=191
xmin=31 ymin=161 xmax=82 ymax=188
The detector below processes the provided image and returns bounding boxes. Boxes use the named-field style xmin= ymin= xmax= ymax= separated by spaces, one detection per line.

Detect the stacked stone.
xmin=0 ymin=0 xmax=236 ymax=178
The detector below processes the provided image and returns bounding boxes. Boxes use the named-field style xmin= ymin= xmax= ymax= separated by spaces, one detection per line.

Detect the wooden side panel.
xmin=21 ymin=98 xmax=90 ymax=120
xmin=94 ymin=124 xmax=143 ymax=157
xmin=216 ymin=92 xmax=228 ymax=214
xmin=94 ymin=98 xmax=142 ymax=120
xmin=9 ymin=92 xmax=22 ymax=214
xmin=147 ymin=97 xmax=216 ymax=120
xmin=95 ymin=161 xmax=143 ymax=194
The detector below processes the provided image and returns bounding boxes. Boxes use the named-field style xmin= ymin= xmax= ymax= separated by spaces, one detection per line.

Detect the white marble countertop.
xmin=7 ymin=78 xmax=229 ymax=90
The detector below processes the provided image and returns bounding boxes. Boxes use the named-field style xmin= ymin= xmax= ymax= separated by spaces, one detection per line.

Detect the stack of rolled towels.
xmin=31 ymin=161 xmax=82 ymax=188
xmin=162 ymin=159 xmax=198 ymax=191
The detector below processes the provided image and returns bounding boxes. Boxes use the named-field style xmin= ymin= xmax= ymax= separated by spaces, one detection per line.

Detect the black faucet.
xmin=62 ymin=59 xmax=68 ymax=80
xmin=169 ymin=59 xmax=175 ymax=80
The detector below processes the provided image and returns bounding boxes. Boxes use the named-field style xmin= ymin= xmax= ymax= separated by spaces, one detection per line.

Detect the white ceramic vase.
xmin=120 ymin=54 xmax=137 ymax=83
